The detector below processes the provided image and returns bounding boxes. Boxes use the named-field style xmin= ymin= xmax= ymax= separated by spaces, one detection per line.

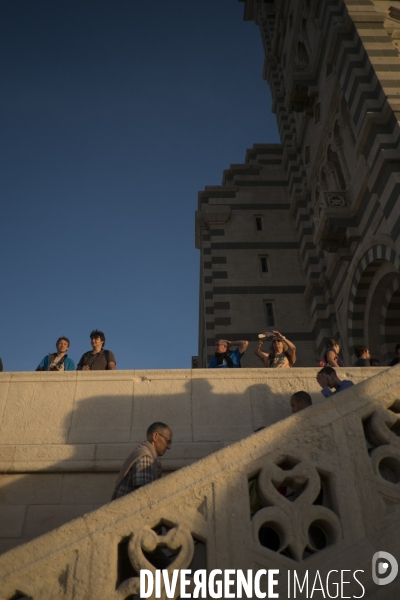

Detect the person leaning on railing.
xmin=319 ymin=338 xmax=344 ymax=367
xmin=316 ymin=366 xmax=354 ymax=398
xmin=76 ymin=329 xmax=116 ymax=370
xmin=353 ymin=345 xmax=371 ymax=367
xmin=254 ymin=331 xmax=296 ymax=368
xmin=207 ymin=339 xmax=249 ymax=368
xmin=36 ymin=337 xmax=75 ymax=371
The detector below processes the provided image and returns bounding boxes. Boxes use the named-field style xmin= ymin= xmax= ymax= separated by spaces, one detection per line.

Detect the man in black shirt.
xmin=353 ymin=345 xmax=371 ymax=367
xmin=389 ymin=343 xmax=400 ymax=367
xmin=77 ymin=329 xmax=116 ymax=370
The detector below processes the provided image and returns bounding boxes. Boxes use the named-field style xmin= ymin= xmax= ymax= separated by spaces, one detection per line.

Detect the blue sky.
xmin=1 ymin=0 xmax=279 ymax=371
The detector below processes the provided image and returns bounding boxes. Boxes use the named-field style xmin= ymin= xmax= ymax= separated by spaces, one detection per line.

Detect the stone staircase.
xmin=1 ymin=367 xmax=400 ymax=599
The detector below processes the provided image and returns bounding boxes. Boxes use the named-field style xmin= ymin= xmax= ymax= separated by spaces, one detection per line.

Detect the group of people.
xmin=35 ymin=330 xmax=116 ymax=371
xmin=22 ymin=328 xmax=395 ymax=503
xmin=1 ymin=329 xmax=398 ymax=373
xmin=207 ymin=332 xmax=298 ymax=369
xmin=208 ymin=332 xmax=400 ymax=370
xmin=21 ymin=327 xmax=399 ymax=560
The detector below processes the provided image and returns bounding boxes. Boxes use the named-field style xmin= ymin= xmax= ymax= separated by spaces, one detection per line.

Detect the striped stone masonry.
xmin=195 ymin=0 xmax=400 ymax=366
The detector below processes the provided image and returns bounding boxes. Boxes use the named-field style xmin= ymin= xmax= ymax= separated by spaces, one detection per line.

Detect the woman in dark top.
xmin=323 ymin=338 xmax=344 ymax=367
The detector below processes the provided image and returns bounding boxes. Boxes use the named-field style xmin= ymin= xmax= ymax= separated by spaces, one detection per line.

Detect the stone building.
xmin=196 ymin=0 xmax=400 ymax=368
xmin=3 ymin=2 xmax=400 ymax=596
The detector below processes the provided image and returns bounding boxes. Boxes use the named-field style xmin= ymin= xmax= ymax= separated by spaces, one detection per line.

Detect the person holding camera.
xmin=36 ymin=337 xmax=75 ymax=371
xmin=76 ymin=329 xmax=116 ymax=370
xmin=254 ymin=330 xmax=296 ymax=368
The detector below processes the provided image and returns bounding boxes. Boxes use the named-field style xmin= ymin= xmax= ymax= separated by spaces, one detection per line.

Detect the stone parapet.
xmin=0 ymin=367 xmax=389 ymax=557
xmin=0 ymin=368 xmax=386 ymax=472
xmin=0 ymin=367 xmax=400 ymax=598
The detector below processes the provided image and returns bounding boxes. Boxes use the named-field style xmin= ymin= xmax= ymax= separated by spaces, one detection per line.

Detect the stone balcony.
xmin=313 ymin=191 xmax=359 ymax=252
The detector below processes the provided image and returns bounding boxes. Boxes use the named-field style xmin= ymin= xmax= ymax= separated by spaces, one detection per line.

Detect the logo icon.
xmin=372 ymin=551 xmax=398 ymax=586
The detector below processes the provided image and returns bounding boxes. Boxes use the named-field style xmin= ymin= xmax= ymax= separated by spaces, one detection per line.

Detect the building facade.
xmin=196 ymin=0 xmax=400 ymax=368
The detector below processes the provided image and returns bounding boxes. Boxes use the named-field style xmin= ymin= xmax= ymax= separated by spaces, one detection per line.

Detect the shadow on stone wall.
xmin=0 ymin=377 xmax=313 ymax=555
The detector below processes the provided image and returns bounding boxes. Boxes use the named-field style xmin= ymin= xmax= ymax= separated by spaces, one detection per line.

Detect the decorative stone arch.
xmin=348 ymin=244 xmax=400 ymax=364
xmin=381 ymin=274 xmax=400 ymax=363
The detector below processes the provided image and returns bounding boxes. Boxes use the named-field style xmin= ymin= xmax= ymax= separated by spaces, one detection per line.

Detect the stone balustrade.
xmin=0 ymin=367 xmax=400 ymax=598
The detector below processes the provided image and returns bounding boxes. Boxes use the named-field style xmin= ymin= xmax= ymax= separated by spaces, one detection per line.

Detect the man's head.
xmin=147 ymin=422 xmax=173 ymax=457
xmin=90 ymin=330 xmax=105 ymax=350
xmin=56 ymin=337 xmax=70 ymax=353
xmin=316 ymin=366 xmax=338 ymax=389
xmin=290 ymin=391 xmax=312 ymax=413
xmin=215 ymin=340 xmax=229 ymax=354
xmin=355 ymin=345 xmax=370 ymax=359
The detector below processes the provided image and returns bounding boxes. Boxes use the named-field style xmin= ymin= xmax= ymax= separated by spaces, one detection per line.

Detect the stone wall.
xmin=0 ymin=366 xmax=399 ymax=599
xmin=0 ymin=368 xmax=386 ymax=555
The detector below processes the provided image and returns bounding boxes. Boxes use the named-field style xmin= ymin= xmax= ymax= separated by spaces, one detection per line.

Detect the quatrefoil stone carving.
xmin=364 ymin=406 xmax=400 ymax=485
xmin=365 ymin=406 xmax=400 ymax=449
xmin=116 ymin=525 xmax=194 ymax=599
xmin=252 ymin=460 xmax=341 ymax=561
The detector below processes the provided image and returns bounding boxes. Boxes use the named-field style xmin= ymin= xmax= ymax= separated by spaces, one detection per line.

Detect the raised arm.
xmin=226 ymin=340 xmax=249 ymax=354
xmin=254 ymin=337 xmax=270 ymax=367
xmin=272 ymin=330 xmax=297 ymax=364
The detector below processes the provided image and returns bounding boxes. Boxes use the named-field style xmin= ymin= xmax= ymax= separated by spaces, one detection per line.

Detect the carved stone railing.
xmin=1 ymin=367 xmax=400 ymax=599
xmin=0 ymin=368 xmax=385 ymax=557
